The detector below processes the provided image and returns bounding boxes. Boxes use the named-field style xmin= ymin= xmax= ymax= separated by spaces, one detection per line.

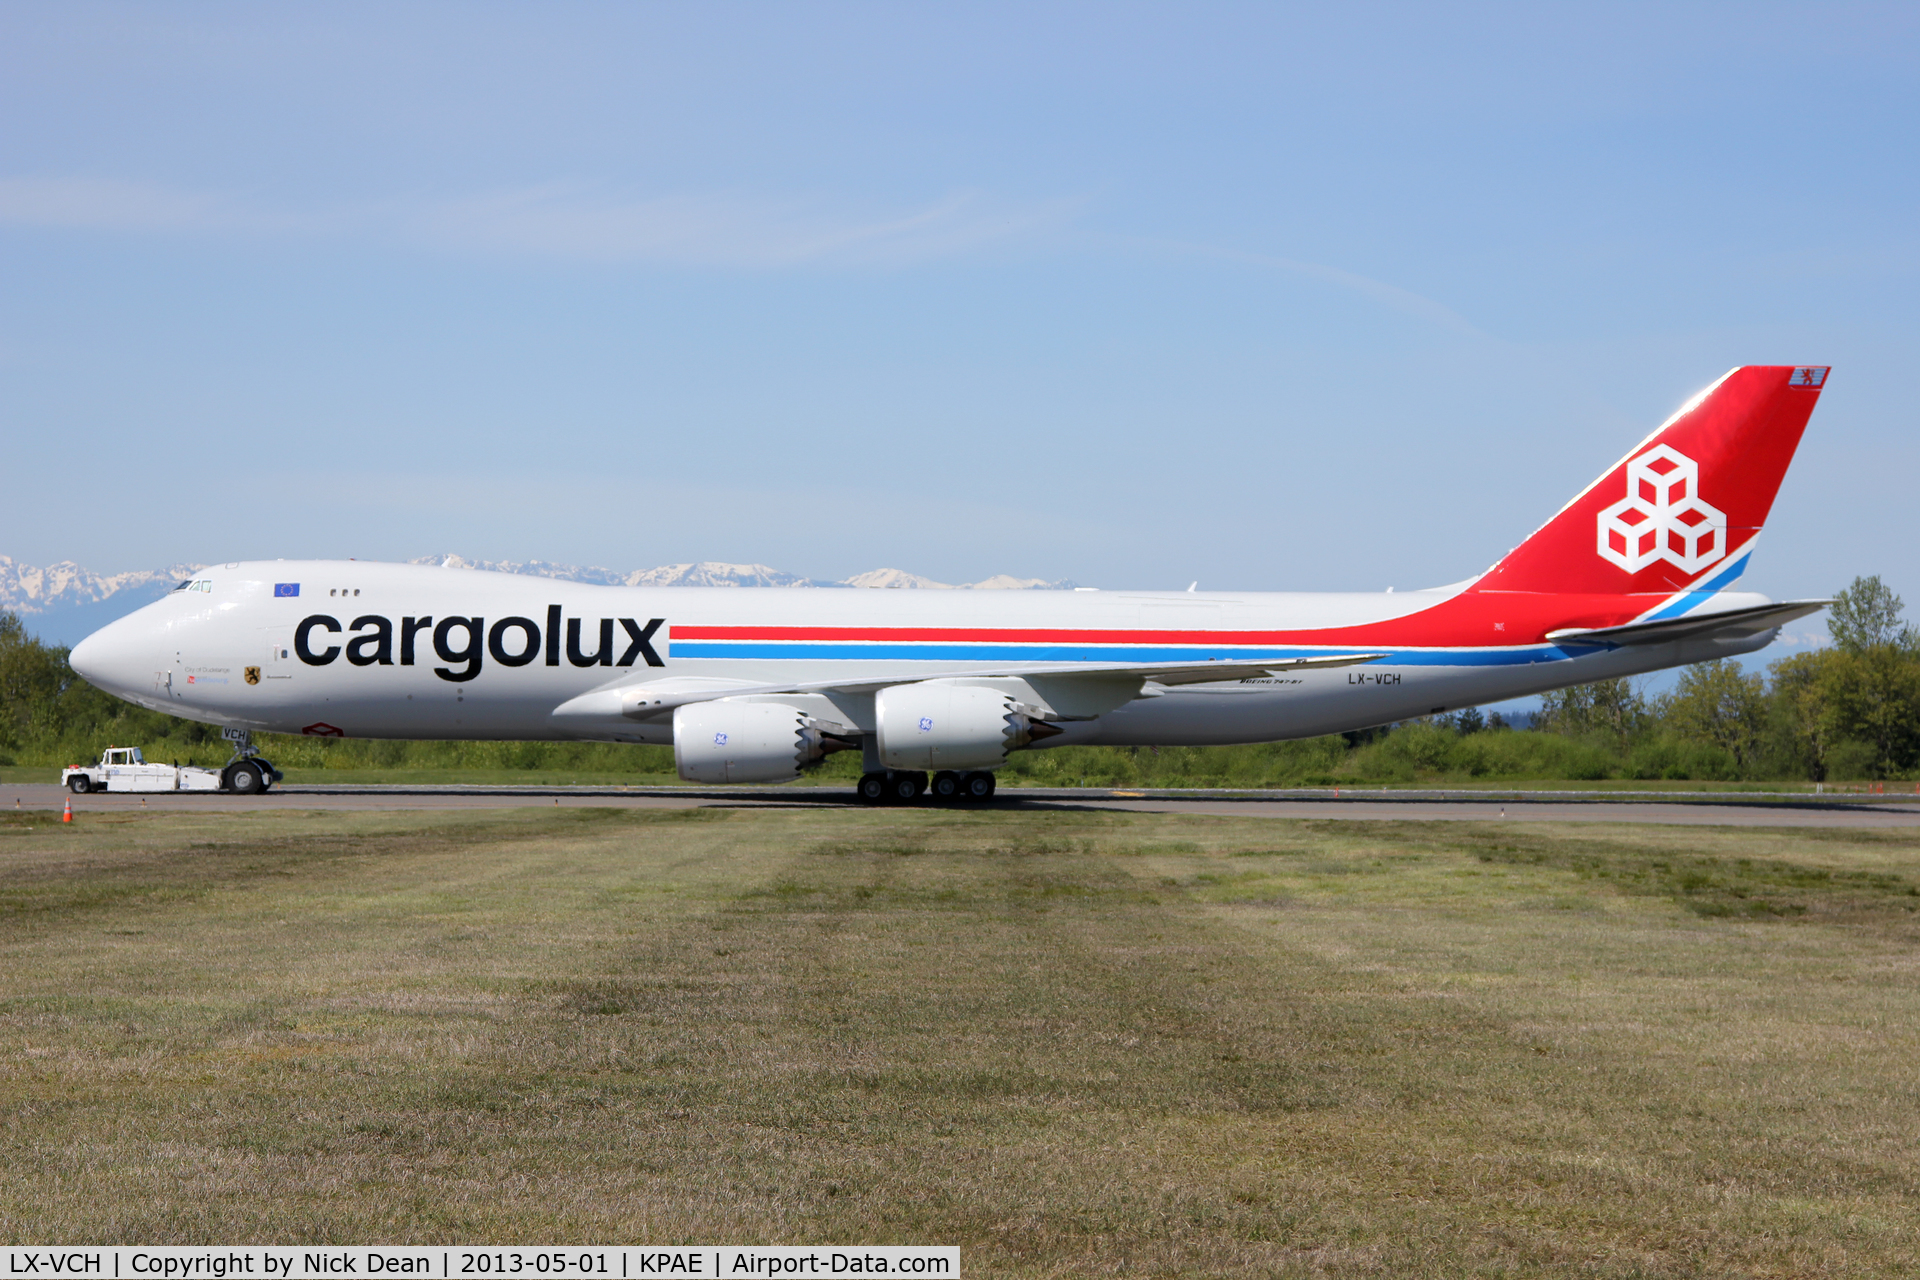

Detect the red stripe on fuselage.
xmin=674 ymin=592 xmax=1671 ymax=649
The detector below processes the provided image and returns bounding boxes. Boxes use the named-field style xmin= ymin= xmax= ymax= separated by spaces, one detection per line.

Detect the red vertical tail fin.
xmin=1477 ymin=366 xmax=1827 ymax=597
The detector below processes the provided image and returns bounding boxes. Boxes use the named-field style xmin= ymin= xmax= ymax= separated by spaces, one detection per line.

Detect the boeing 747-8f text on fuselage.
xmin=70 ymin=365 xmax=1833 ymax=802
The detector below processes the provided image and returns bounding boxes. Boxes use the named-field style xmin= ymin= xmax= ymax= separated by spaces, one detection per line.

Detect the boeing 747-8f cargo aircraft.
xmin=70 ymin=365 xmax=1832 ymax=802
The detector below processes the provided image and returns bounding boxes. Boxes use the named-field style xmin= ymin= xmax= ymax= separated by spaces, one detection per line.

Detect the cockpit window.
xmin=174 ymin=579 xmax=214 ymax=594
xmin=172 ymin=580 xmax=193 ymax=592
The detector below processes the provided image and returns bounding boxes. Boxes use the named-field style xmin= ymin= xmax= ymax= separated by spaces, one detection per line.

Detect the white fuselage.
xmin=69 ymin=560 xmax=1775 ymax=751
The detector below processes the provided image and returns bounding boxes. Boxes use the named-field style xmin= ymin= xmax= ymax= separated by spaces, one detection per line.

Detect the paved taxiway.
xmin=10 ymin=783 xmax=1920 ymax=828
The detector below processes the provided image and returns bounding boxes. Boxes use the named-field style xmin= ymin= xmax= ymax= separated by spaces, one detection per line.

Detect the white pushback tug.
xmin=62 ymin=729 xmax=283 ymax=794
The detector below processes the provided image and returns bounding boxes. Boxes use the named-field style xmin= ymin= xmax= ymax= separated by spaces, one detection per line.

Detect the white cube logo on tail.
xmin=1596 ymin=444 xmax=1727 ymax=575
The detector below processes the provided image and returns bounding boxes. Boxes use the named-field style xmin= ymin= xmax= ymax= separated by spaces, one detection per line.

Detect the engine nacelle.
xmin=674 ymin=700 xmax=836 ymax=784
xmin=875 ymin=681 xmax=1051 ymax=771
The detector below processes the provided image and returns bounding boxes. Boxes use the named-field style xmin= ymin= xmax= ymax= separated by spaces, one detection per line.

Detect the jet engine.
xmin=673 ymin=700 xmax=846 ymax=783
xmin=875 ymin=680 xmax=1059 ymax=771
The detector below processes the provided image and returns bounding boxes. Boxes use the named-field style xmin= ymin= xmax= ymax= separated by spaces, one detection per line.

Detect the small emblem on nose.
xmin=274 ymin=583 xmax=300 ymax=597
xmin=244 ymin=666 xmax=261 ymax=685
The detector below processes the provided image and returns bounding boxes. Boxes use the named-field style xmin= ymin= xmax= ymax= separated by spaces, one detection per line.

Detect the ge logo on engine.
xmin=713 ymin=732 xmax=728 ymax=746
xmin=918 ymin=717 xmax=934 ymax=732
xmin=1596 ymin=444 xmax=1727 ymax=575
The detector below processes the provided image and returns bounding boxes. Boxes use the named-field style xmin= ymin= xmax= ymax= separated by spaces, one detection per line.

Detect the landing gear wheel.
xmin=930 ymin=771 xmax=962 ymax=801
xmin=961 ymin=771 xmax=996 ymax=800
xmin=253 ymin=758 xmax=279 ymax=791
xmin=888 ymin=771 xmax=927 ymax=803
xmin=856 ymin=772 xmax=889 ymax=804
xmin=68 ymin=774 xmax=92 ymax=794
xmin=226 ymin=761 xmax=265 ymax=795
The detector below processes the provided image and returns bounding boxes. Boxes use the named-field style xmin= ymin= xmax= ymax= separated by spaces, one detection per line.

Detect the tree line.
xmin=2 ymin=575 xmax=1916 ymax=784
xmin=1526 ymin=575 xmax=1919 ymax=781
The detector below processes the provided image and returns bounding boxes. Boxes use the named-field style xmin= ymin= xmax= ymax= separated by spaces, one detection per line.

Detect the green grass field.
xmin=3 ymin=805 xmax=1918 ymax=1275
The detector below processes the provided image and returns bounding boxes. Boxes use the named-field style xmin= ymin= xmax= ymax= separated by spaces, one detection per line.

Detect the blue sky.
xmin=2 ymin=2 xmax=1915 ymax=639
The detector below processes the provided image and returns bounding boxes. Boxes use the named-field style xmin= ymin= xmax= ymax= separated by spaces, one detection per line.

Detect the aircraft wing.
xmin=1546 ymin=600 xmax=1830 ymax=648
xmin=812 ymin=652 xmax=1390 ymax=693
xmin=553 ymin=652 xmax=1389 ymax=724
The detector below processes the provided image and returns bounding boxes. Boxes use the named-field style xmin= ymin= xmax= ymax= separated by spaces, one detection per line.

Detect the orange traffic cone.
xmin=62 ymin=796 xmax=73 ymax=823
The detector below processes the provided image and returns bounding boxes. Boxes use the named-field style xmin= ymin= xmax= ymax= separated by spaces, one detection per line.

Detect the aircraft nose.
xmin=68 ymin=630 xmax=105 ymax=683
xmin=69 ymin=613 xmax=155 ymax=695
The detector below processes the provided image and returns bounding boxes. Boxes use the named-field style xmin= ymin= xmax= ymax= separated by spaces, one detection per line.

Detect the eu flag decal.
xmin=274 ymin=583 xmax=300 ymax=598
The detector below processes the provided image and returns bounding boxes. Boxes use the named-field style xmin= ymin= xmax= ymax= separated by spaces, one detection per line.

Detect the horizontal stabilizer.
xmin=1546 ymin=599 xmax=1829 ymax=647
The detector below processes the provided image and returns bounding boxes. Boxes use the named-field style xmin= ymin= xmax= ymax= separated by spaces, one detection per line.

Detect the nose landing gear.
xmin=219 ymin=727 xmax=283 ymax=794
xmin=224 ymin=760 xmax=267 ymax=794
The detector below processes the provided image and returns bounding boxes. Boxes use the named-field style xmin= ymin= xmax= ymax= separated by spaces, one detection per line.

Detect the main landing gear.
xmin=857 ymin=769 xmax=997 ymax=804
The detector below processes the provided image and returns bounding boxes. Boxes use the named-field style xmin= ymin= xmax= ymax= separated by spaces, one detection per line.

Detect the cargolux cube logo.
xmin=1596 ymin=444 xmax=1727 ymax=575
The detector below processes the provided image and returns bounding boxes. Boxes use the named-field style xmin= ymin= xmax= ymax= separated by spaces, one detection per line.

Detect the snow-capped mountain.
xmin=2 ymin=554 xmax=1074 ymax=645
xmin=0 ymin=556 xmax=210 ymax=648
xmin=406 ymin=555 xmax=832 ymax=588
xmin=407 ymin=555 xmax=1068 ymax=591
xmin=837 ymin=567 xmax=1059 ymax=590
xmin=0 ymin=556 xmax=206 ymax=615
